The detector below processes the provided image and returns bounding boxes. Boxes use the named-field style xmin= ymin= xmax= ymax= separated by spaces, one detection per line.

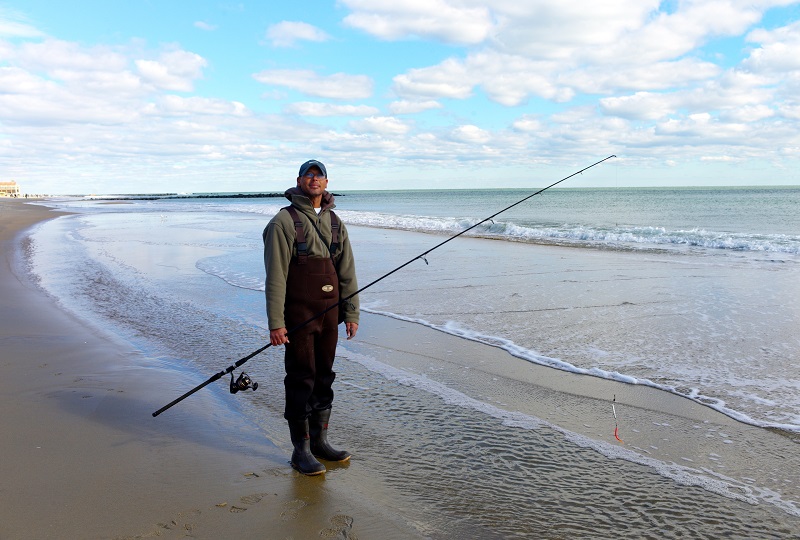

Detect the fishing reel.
xmin=230 ymin=372 xmax=258 ymax=394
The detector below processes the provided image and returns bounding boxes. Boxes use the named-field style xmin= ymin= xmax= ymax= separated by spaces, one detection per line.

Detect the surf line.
xmin=153 ymin=155 xmax=617 ymax=417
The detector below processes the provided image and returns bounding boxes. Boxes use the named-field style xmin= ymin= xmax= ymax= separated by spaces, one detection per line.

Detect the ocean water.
xmin=26 ymin=185 xmax=800 ymax=537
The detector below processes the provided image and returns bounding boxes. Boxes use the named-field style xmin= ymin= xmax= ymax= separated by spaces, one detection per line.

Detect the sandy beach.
xmin=0 ymin=199 xmax=419 ymax=539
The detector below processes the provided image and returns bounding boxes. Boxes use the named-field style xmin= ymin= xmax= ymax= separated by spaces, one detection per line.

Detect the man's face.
xmin=297 ymin=166 xmax=328 ymax=197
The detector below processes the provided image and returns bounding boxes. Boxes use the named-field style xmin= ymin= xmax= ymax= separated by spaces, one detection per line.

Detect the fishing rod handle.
xmin=152 ymin=372 xmax=222 ymax=417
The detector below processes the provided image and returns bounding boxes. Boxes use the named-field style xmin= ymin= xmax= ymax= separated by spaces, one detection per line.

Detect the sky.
xmin=1 ymin=1 xmax=799 ymax=194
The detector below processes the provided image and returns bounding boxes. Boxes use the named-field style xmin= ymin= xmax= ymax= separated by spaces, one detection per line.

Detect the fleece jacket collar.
xmin=284 ymin=186 xmax=336 ymax=214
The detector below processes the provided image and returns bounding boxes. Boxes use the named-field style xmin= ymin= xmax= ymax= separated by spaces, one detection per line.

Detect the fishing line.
xmin=152 ymin=155 xmax=616 ymax=417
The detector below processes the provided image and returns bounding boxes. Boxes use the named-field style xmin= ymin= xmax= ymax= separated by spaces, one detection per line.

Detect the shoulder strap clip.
xmin=284 ymin=206 xmax=308 ymax=264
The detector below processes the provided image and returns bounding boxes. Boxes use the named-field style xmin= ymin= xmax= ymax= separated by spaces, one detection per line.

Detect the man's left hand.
xmin=345 ymin=322 xmax=358 ymax=340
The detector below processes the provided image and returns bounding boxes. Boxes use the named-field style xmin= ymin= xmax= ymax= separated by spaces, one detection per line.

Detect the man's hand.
xmin=270 ymin=328 xmax=289 ymax=346
xmin=345 ymin=322 xmax=358 ymax=340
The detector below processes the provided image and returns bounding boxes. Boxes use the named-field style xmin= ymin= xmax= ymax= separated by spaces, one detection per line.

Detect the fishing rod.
xmin=152 ymin=155 xmax=616 ymax=417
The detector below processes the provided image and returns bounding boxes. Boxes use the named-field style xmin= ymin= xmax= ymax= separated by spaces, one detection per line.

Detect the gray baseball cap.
xmin=298 ymin=159 xmax=327 ymax=178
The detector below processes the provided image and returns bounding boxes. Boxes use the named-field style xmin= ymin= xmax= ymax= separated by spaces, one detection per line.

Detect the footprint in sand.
xmin=156 ymin=510 xmax=202 ymax=531
xmin=320 ymin=515 xmax=356 ymax=539
xmin=239 ymin=492 xmax=269 ymax=505
xmin=280 ymin=499 xmax=307 ymax=521
xmin=261 ymin=467 xmax=293 ymax=478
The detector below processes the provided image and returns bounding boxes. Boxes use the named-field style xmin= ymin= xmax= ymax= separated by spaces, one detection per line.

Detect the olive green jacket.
xmin=262 ymin=187 xmax=359 ymax=330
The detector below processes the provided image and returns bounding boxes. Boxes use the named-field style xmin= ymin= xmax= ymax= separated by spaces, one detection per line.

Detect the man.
xmin=263 ymin=159 xmax=359 ymax=475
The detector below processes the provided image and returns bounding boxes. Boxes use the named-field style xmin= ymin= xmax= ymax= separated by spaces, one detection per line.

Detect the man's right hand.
xmin=270 ymin=328 xmax=289 ymax=346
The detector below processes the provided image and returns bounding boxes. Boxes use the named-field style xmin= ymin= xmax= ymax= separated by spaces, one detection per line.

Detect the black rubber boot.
xmin=309 ymin=408 xmax=351 ymax=462
xmin=287 ymin=418 xmax=326 ymax=475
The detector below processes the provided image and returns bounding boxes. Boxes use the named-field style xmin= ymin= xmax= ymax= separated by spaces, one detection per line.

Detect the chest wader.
xmin=282 ymin=207 xmax=351 ymax=474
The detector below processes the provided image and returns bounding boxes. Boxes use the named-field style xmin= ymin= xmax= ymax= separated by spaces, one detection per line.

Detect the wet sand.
xmin=0 ymin=199 xmax=420 ymax=539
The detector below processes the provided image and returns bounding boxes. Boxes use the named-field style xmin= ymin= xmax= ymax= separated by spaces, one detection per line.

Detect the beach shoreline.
xmin=0 ymin=199 xmax=421 ymax=540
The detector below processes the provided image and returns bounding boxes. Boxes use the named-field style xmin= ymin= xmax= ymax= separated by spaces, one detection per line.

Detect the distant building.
xmin=0 ymin=181 xmax=21 ymax=197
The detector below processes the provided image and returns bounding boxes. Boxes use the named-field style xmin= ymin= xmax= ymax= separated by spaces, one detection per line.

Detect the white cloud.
xmin=719 ymin=104 xmax=774 ymax=122
xmin=3 ymin=39 xmax=147 ymax=100
xmin=538 ymin=108 xmax=628 ymax=154
xmin=566 ymin=58 xmax=721 ymax=94
xmin=148 ymin=95 xmax=251 ymax=117
xmin=449 ymin=124 xmax=491 ymax=144
xmin=743 ymin=20 xmax=800 ymax=73
xmin=779 ymin=102 xmax=800 ymax=120
xmin=340 ymin=0 xmax=765 ymax=65
xmin=467 ymin=53 xmax=570 ymax=105
xmin=284 ymin=102 xmax=379 ymax=116
xmin=392 ymin=58 xmax=473 ymax=99
xmin=388 ymin=99 xmax=443 ymax=114
xmin=391 ymin=43 xmax=722 ymax=109
xmin=348 ymin=116 xmax=411 ymax=135
xmin=490 ymin=0 xmax=660 ymax=59
xmin=384 ymin=0 xmax=788 ymax=108
xmin=0 ymin=8 xmax=44 ymax=38
xmin=0 ymin=63 xmax=143 ymax=126
xmin=266 ymin=21 xmax=330 ymax=47
xmin=587 ymin=0 xmax=763 ymax=64
xmin=700 ymin=155 xmax=739 ymax=162
xmin=0 ymin=78 xmax=139 ymax=126
xmin=0 ymin=40 xmax=11 ymax=60
xmin=511 ymin=115 xmax=543 ymax=133
xmin=56 ymin=69 xmax=143 ymax=96
xmin=17 ymin=39 xmax=128 ymax=73
xmin=655 ymin=113 xmax=750 ymax=140
xmin=600 ymin=92 xmax=677 ymax=121
xmin=0 ymin=38 xmax=252 ymax=160
xmin=136 ymin=50 xmax=207 ymax=92
xmin=707 ymin=69 xmax=777 ymax=107
xmin=253 ymin=69 xmax=373 ymax=99
xmin=320 ymin=130 xmax=407 ymax=153
xmin=194 ymin=21 xmax=218 ymax=31
xmin=492 ymin=0 xmax=778 ymax=66
xmin=0 ymin=65 xmax=47 ymax=94
xmin=393 ymin=53 xmax=572 ymax=106
xmin=594 ymin=61 xmax=782 ymax=123
xmin=341 ymin=0 xmax=493 ymax=44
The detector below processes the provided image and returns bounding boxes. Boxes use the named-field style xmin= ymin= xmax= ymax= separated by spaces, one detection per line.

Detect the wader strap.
xmin=329 ymin=211 xmax=340 ymax=256
xmin=285 ymin=206 xmax=308 ymax=265
xmin=284 ymin=206 xmax=341 ymax=263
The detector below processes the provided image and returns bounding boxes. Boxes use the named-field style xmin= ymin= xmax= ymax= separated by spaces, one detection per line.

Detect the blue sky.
xmin=1 ymin=1 xmax=799 ymax=194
